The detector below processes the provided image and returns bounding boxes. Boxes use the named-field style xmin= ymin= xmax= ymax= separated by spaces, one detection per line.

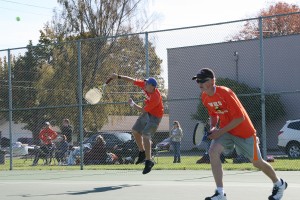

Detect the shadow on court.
xmin=0 ymin=170 xmax=298 ymax=200
xmin=8 ymin=184 xmax=141 ymax=198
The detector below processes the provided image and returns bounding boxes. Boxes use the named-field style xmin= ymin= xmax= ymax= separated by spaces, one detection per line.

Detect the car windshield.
xmin=83 ymin=132 xmax=132 ymax=144
xmin=114 ymin=133 xmax=132 ymax=142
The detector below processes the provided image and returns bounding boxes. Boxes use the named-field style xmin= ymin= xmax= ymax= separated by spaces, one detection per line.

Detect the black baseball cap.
xmin=192 ymin=68 xmax=215 ymax=80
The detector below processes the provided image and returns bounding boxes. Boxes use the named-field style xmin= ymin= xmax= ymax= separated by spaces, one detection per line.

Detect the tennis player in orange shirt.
xmin=192 ymin=68 xmax=287 ymax=200
xmin=110 ymin=73 xmax=164 ymax=174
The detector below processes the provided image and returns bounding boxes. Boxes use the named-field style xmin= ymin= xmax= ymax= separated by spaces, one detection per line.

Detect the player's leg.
xmin=132 ymin=114 xmax=148 ymax=164
xmin=141 ymin=114 xmax=161 ymax=174
xmin=206 ymin=133 xmax=233 ymax=200
xmin=253 ymin=158 xmax=288 ymax=200
xmin=132 ymin=130 xmax=144 ymax=152
xmin=208 ymin=142 xmax=225 ymax=187
xmin=234 ymin=135 xmax=287 ymax=200
xmin=132 ymin=130 xmax=146 ymax=164
xmin=142 ymin=135 xmax=152 ymax=160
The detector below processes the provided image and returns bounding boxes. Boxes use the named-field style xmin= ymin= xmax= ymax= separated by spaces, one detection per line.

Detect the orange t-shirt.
xmin=201 ymin=86 xmax=256 ymax=138
xmin=39 ymin=128 xmax=58 ymax=144
xmin=134 ymin=80 xmax=164 ymax=118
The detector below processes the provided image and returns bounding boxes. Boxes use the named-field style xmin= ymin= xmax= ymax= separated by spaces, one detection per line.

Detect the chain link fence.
xmin=0 ymin=13 xmax=299 ymax=170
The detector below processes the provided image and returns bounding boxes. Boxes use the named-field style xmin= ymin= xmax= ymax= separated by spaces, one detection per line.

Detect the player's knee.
xmin=252 ymin=159 xmax=264 ymax=168
xmin=208 ymin=146 xmax=221 ymax=158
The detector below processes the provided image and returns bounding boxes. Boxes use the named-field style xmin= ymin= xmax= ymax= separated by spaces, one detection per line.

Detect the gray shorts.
xmin=212 ymin=133 xmax=262 ymax=161
xmin=132 ymin=113 xmax=161 ymax=137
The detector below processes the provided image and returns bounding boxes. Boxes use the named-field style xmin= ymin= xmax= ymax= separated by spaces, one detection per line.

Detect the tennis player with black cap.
xmin=110 ymin=73 xmax=164 ymax=174
xmin=192 ymin=68 xmax=287 ymax=200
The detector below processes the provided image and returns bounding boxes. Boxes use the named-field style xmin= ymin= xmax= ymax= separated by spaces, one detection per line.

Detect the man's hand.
xmin=111 ymin=73 xmax=118 ymax=80
xmin=128 ymin=98 xmax=136 ymax=107
xmin=208 ymin=128 xmax=223 ymax=140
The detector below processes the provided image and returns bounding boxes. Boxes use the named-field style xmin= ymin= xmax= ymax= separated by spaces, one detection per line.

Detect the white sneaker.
xmin=269 ymin=179 xmax=288 ymax=200
xmin=205 ymin=190 xmax=227 ymax=200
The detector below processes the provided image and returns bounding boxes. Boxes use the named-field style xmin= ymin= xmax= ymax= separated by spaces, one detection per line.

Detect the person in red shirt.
xmin=32 ymin=122 xmax=58 ymax=166
xmin=39 ymin=122 xmax=58 ymax=145
xmin=192 ymin=68 xmax=287 ymax=200
xmin=110 ymin=73 xmax=164 ymax=174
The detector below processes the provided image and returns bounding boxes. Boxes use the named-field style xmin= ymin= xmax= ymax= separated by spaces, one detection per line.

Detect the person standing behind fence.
xmin=192 ymin=68 xmax=287 ymax=200
xmin=61 ymin=119 xmax=73 ymax=145
xmin=170 ymin=121 xmax=183 ymax=163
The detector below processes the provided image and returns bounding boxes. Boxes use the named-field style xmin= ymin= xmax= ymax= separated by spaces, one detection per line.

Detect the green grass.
xmin=1 ymin=156 xmax=300 ymax=171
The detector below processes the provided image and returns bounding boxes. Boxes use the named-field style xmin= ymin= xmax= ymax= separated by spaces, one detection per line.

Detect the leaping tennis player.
xmin=110 ymin=73 xmax=164 ymax=174
xmin=192 ymin=68 xmax=287 ymax=200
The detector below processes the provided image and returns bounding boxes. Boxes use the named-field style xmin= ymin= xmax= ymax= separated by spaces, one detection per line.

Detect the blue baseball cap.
xmin=145 ymin=77 xmax=157 ymax=87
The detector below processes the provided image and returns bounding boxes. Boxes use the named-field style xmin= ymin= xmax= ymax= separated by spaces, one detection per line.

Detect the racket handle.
xmin=105 ymin=78 xmax=113 ymax=84
xmin=202 ymin=130 xmax=211 ymax=141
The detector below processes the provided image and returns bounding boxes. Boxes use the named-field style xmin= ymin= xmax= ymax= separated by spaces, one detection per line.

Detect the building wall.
xmin=168 ymin=34 xmax=300 ymax=150
xmin=0 ymin=121 xmax=32 ymax=143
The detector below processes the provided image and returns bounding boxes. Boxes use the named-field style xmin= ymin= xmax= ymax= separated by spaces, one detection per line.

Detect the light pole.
xmin=234 ymin=51 xmax=239 ymax=82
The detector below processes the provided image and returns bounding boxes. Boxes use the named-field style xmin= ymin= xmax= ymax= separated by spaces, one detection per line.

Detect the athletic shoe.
xmin=205 ymin=190 xmax=227 ymax=200
xmin=135 ymin=151 xmax=146 ymax=164
xmin=142 ymin=160 xmax=154 ymax=174
xmin=268 ymin=179 xmax=288 ymax=200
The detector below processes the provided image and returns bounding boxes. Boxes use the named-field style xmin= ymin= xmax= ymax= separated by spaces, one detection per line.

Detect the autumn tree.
xmin=10 ymin=0 xmax=163 ymax=137
xmin=0 ymin=57 xmax=8 ymax=119
xmin=230 ymin=2 xmax=300 ymax=40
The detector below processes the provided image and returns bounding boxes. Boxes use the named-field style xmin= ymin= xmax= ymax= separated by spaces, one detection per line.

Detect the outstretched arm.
xmin=110 ymin=73 xmax=135 ymax=83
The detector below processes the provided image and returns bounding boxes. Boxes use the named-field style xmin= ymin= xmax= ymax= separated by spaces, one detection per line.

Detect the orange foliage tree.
xmin=230 ymin=2 xmax=300 ymax=40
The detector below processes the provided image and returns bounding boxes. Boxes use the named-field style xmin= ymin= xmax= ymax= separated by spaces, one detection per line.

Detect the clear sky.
xmin=1 ymin=0 xmax=299 ymax=49
xmin=0 ymin=0 xmax=299 ymax=86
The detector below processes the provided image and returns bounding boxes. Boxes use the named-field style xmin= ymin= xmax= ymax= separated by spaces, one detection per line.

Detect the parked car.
xmin=278 ymin=119 xmax=300 ymax=158
xmin=155 ymin=137 xmax=171 ymax=151
xmin=113 ymin=139 xmax=139 ymax=164
xmin=17 ymin=137 xmax=35 ymax=146
xmin=83 ymin=132 xmax=132 ymax=152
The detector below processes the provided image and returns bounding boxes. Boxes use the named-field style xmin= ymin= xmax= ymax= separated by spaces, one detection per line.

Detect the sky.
xmin=1 ymin=0 xmax=300 ymax=49
xmin=0 ymin=0 xmax=300 ymax=85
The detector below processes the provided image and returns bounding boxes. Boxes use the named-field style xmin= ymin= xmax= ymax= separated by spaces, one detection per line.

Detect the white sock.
xmin=275 ymin=179 xmax=282 ymax=187
xmin=217 ymin=187 xmax=225 ymax=195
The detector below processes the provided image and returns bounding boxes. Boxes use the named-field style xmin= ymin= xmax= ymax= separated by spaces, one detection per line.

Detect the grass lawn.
xmin=1 ymin=156 xmax=300 ymax=171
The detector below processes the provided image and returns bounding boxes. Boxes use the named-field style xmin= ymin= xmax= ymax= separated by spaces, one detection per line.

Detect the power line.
xmin=0 ymin=0 xmax=53 ymax=10
xmin=0 ymin=6 xmax=52 ymax=16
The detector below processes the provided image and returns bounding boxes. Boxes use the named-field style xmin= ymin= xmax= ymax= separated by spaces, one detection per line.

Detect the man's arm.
xmin=209 ymin=115 xmax=219 ymax=130
xmin=111 ymin=73 xmax=135 ymax=83
xmin=128 ymin=98 xmax=145 ymax=113
xmin=208 ymin=117 xmax=244 ymax=140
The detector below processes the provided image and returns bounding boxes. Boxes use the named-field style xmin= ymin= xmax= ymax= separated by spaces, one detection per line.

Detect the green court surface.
xmin=0 ymin=170 xmax=298 ymax=200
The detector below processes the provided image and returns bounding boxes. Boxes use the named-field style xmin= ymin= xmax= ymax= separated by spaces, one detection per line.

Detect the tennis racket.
xmin=193 ymin=122 xmax=211 ymax=146
xmin=84 ymin=78 xmax=113 ymax=104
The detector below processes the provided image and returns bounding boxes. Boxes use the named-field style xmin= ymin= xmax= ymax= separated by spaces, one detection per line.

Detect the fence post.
xmin=77 ymin=40 xmax=84 ymax=170
xmin=145 ymin=32 xmax=149 ymax=78
xmin=7 ymin=49 xmax=13 ymax=170
xmin=259 ymin=17 xmax=267 ymax=160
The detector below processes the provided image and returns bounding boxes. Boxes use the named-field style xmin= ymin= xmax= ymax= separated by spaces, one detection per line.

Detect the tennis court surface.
xmin=0 ymin=170 xmax=298 ymax=200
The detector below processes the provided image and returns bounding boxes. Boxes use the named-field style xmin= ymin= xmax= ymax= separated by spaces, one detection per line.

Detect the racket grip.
xmin=202 ymin=131 xmax=211 ymax=141
xmin=105 ymin=78 xmax=113 ymax=84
